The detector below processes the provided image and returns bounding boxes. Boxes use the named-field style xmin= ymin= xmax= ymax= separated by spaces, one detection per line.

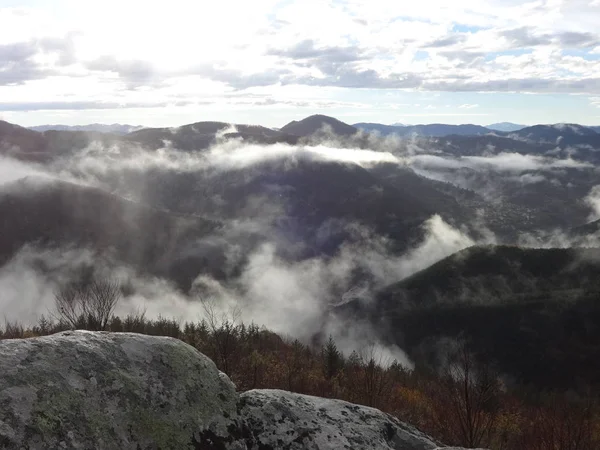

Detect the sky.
xmin=1 ymin=0 xmax=600 ymax=128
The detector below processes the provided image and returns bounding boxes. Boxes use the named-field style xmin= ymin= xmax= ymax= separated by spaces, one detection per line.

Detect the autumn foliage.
xmin=1 ymin=313 xmax=599 ymax=450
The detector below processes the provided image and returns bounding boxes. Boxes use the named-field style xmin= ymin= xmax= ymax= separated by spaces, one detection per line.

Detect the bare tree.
xmin=433 ymin=339 xmax=501 ymax=448
xmin=358 ymin=344 xmax=395 ymax=409
xmin=54 ymin=276 xmax=121 ymax=331
xmin=200 ymin=297 xmax=241 ymax=374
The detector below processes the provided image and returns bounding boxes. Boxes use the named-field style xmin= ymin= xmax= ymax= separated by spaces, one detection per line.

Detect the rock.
xmin=0 ymin=332 xmax=485 ymax=450
xmin=238 ymin=389 xmax=471 ymax=450
xmin=0 ymin=330 xmax=243 ymax=450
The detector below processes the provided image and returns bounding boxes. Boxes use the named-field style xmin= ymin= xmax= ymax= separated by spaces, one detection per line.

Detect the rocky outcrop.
xmin=0 ymin=332 xmax=484 ymax=450
xmin=239 ymin=389 xmax=439 ymax=449
xmin=0 ymin=331 xmax=243 ymax=449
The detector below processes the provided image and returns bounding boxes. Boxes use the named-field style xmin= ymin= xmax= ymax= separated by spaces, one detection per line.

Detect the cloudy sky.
xmin=1 ymin=0 xmax=600 ymax=127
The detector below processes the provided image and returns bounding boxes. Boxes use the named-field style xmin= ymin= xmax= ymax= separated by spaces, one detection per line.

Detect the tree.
xmin=357 ymin=344 xmax=395 ymax=409
xmin=519 ymin=390 xmax=598 ymax=450
xmin=433 ymin=339 xmax=502 ymax=448
xmin=54 ymin=276 xmax=121 ymax=331
xmin=322 ymin=335 xmax=343 ymax=380
xmin=200 ymin=297 xmax=241 ymax=374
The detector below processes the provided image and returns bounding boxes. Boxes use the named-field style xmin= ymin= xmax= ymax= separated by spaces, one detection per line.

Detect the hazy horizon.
xmin=6 ymin=116 xmax=600 ymax=130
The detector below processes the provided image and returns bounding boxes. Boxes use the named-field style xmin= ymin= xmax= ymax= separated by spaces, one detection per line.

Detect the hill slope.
xmin=377 ymin=245 xmax=600 ymax=311
xmin=0 ymin=178 xmax=224 ymax=289
xmin=348 ymin=245 xmax=600 ymax=388
xmin=0 ymin=120 xmax=48 ymax=158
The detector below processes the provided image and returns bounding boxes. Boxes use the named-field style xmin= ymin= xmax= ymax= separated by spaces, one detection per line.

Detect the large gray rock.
xmin=0 ymin=330 xmax=243 ymax=449
xmin=238 ymin=389 xmax=478 ymax=450
xmin=0 ymin=332 xmax=484 ymax=450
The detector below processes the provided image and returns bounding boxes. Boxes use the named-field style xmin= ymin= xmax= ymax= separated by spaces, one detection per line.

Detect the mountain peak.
xmin=486 ymin=122 xmax=526 ymax=132
xmin=280 ymin=115 xmax=358 ymax=137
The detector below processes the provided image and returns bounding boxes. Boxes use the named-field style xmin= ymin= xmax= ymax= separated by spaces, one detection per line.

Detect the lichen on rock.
xmin=0 ymin=330 xmax=240 ymax=450
xmin=237 ymin=389 xmax=441 ymax=450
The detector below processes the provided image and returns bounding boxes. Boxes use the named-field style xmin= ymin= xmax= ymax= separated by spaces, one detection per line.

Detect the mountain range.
xmin=353 ymin=121 xmax=600 ymax=139
xmin=3 ymin=113 xmax=600 ymax=389
xmin=30 ymin=123 xmax=145 ymax=135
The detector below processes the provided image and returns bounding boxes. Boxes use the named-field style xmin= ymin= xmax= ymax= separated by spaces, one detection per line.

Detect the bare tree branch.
xmin=54 ymin=275 xmax=121 ymax=331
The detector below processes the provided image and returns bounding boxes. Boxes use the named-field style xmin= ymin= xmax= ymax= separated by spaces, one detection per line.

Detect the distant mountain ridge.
xmin=506 ymin=123 xmax=600 ymax=146
xmin=30 ymin=124 xmax=145 ymax=135
xmin=486 ymin=122 xmax=526 ymax=132
xmin=125 ymin=121 xmax=298 ymax=150
xmin=353 ymin=122 xmax=492 ymax=137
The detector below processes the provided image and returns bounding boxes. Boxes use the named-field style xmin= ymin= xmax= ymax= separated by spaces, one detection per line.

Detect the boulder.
xmin=239 ymin=389 xmax=440 ymax=450
xmin=0 ymin=332 xmax=485 ymax=450
xmin=0 ymin=330 xmax=243 ymax=449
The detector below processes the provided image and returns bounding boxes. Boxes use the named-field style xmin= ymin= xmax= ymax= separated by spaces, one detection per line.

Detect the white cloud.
xmin=2 ymin=0 xmax=600 ymax=123
xmin=408 ymin=152 xmax=592 ymax=173
xmin=585 ymin=185 xmax=600 ymax=221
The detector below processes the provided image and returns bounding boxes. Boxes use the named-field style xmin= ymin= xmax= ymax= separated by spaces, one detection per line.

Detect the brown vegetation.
xmin=1 ymin=312 xmax=598 ymax=450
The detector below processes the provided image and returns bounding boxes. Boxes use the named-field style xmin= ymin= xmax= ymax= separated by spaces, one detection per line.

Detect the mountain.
xmin=353 ymin=123 xmax=492 ymax=137
xmin=376 ymin=245 xmax=600 ymax=310
xmin=352 ymin=123 xmax=405 ymax=136
xmin=125 ymin=121 xmax=298 ymax=150
xmin=571 ymin=218 xmax=600 ymax=240
xmin=590 ymin=126 xmax=600 ymax=133
xmin=280 ymin=115 xmax=358 ymax=137
xmin=0 ymin=121 xmax=122 ymax=162
xmin=508 ymin=123 xmax=600 ymax=145
xmin=2 ymin=119 xmax=298 ymax=158
xmin=108 ymin=156 xmax=454 ymax=257
xmin=0 ymin=120 xmax=48 ymax=158
xmin=0 ymin=177 xmax=226 ymax=289
xmin=341 ymin=245 xmax=600 ymax=388
xmin=486 ymin=122 xmax=526 ymax=132
xmin=30 ymin=124 xmax=145 ymax=135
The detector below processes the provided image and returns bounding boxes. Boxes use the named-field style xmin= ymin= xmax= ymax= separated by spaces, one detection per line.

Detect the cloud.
xmin=408 ymin=152 xmax=592 ymax=173
xmin=0 ymin=37 xmax=76 ymax=86
xmin=463 ymin=153 xmax=592 ymax=171
xmin=0 ymin=245 xmax=101 ymax=325
xmin=0 ymin=156 xmax=59 ymax=186
xmin=496 ymin=27 xmax=600 ymax=49
xmin=426 ymin=34 xmax=468 ymax=48
xmin=0 ymin=101 xmax=188 ymax=111
xmin=0 ymin=0 xmax=600 ymax=118
xmin=0 ymin=208 xmax=476 ymax=370
xmin=268 ymin=39 xmax=365 ymax=63
xmin=2 ymin=125 xmax=599 ymax=369
xmin=44 ymin=135 xmax=401 ymax=183
xmin=0 ymin=133 xmax=488 ymax=368
xmin=86 ymin=56 xmax=156 ymax=88
xmin=585 ymin=185 xmax=600 ymax=221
